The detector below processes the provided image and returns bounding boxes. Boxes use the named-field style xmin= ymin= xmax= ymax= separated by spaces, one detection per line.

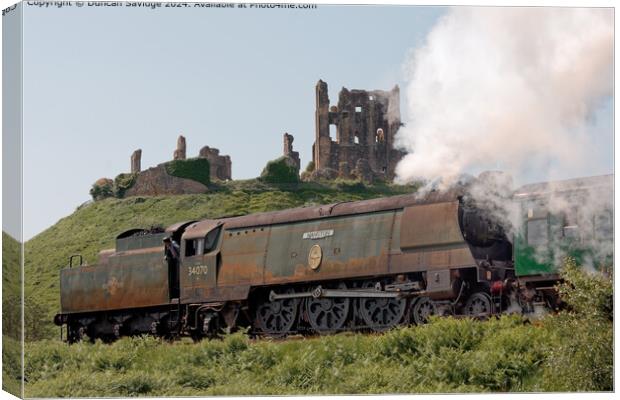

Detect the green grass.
xmin=20 ymin=317 xmax=550 ymax=396
xmin=23 ymin=303 xmax=612 ymax=397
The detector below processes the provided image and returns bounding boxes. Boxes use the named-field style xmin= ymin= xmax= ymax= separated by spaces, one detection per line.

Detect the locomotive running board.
xmin=269 ymin=286 xmax=421 ymax=301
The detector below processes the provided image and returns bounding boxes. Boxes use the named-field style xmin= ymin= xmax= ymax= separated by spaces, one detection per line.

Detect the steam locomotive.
xmin=54 ymin=174 xmax=613 ymax=342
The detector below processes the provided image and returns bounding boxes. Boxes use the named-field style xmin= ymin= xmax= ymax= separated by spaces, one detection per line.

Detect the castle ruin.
xmin=199 ymin=146 xmax=232 ymax=181
xmin=312 ymin=80 xmax=404 ymax=181
xmin=128 ymin=135 xmax=232 ymax=183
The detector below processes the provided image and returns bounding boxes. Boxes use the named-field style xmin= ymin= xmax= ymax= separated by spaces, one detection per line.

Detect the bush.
xmin=539 ymin=258 xmax=613 ymax=391
xmin=89 ymin=179 xmax=114 ymax=201
xmin=259 ymin=157 xmax=299 ymax=184
xmin=334 ymin=178 xmax=366 ymax=192
xmin=113 ymin=173 xmax=137 ymax=198
xmin=165 ymin=158 xmax=211 ymax=186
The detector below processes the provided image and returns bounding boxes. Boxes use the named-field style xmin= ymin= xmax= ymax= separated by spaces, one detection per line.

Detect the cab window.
xmin=185 ymin=238 xmax=204 ymax=257
xmin=527 ymin=218 xmax=548 ymax=246
xmin=184 ymin=227 xmax=221 ymax=256
xmin=204 ymin=227 xmax=221 ymax=253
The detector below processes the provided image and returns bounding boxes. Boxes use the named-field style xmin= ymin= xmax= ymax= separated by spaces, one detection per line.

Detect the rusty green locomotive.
xmin=54 ymin=174 xmax=612 ymax=342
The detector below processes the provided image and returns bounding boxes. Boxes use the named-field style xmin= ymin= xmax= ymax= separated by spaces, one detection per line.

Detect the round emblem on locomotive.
xmin=308 ymin=244 xmax=323 ymax=270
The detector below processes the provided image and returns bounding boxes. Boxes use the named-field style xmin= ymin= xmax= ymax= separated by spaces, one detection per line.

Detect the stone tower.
xmin=130 ymin=149 xmax=142 ymax=173
xmin=312 ymin=80 xmax=404 ymax=180
xmin=173 ymin=135 xmax=186 ymax=160
xmin=283 ymin=132 xmax=300 ymax=173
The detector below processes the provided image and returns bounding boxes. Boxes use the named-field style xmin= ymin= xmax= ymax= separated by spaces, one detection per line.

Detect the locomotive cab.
xmin=179 ymin=220 xmax=225 ymax=303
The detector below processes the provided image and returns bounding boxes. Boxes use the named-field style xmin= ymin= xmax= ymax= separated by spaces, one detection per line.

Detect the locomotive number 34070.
xmin=188 ymin=265 xmax=209 ymax=276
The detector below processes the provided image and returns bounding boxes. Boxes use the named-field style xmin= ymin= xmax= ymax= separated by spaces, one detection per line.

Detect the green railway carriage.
xmin=513 ymin=175 xmax=613 ymax=278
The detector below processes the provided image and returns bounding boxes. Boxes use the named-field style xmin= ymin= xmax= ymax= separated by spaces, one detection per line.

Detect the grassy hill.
xmin=3 ymin=232 xmax=22 ymax=397
xmin=23 ymin=179 xmax=417 ymax=340
xmin=3 ymin=231 xmax=21 ymax=338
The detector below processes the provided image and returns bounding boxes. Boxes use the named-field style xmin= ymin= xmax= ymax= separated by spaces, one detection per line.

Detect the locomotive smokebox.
xmin=459 ymin=204 xmax=507 ymax=247
xmin=458 ymin=171 xmax=513 ymax=249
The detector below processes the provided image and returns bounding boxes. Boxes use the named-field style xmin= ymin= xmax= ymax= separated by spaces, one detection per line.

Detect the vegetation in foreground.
xmin=15 ymin=261 xmax=613 ymax=396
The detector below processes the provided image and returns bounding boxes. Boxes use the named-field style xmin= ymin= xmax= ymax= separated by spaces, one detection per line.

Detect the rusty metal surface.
xmin=399 ymin=201 xmax=465 ymax=249
xmin=97 ymin=248 xmax=115 ymax=265
xmin=106 ymin=246 xmax=166 ymax=268
xmin=178 ymin=194 xmax=481 ymax=303
xmin=166 ymin=220 xmax=198 ymax=233
xmin=219 ymin=187 xmax=464 ymax=231
xmin=183 ymin=220 xmax=223 ymax=240
xmin=263 ymin=211 xmax=395 ymax=282
xmin=181 ymin=284 xmax=251 ymax=303
xmin=66 ymin=191 xmax=478 ymax=311
xmin=389 ymin=246 xmax=476 ymax=273
xmin=117 ymin=232 xmax=167 ymax=252
xmin=60 ymin=251 xmax=169 ymax=314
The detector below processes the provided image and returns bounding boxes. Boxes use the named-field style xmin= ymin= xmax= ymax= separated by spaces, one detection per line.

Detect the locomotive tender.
xmin=54 ymin=174 xmax=612 ymax=342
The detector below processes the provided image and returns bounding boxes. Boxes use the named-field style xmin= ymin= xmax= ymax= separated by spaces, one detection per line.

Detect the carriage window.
xmin=204 ymin=227 xmax=221 ymax=253
xmin=595 ymin=212 xmax=613 ymax=240
xmin=527 ymin=219 xmax=548 ymax=246
xmin=563 ymin=225 xmax=579 ymax=240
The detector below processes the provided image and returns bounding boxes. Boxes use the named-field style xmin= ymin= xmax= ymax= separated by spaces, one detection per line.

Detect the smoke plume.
xmin=395 ymin=7 xmax=613 ymax=185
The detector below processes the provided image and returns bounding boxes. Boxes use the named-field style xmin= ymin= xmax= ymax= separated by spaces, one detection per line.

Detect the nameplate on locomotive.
xmin=302 ymin=229 xmax=334 ymax=240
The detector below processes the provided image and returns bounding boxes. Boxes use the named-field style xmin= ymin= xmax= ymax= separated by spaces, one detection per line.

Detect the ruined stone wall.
xmin=124 ymin=165 xmax=208 ymax=197
xmin=283 ymin=132 xmax=300 ymax=174
xmin=199 ymin=146 xmax=232 ymax=181
xmin=111 ymin=136 xmax=231 ymax=198
xmin=312 ymin=80 xmax=404 ymax=181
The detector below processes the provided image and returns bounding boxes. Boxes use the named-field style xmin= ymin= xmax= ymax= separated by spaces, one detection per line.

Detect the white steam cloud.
xmin=395 ymin=7 xmax=613 ymax=184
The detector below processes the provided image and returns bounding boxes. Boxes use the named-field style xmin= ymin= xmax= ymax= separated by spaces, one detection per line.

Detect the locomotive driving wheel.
xmin=255 ymin=289 xmax=298 ymax=337
xmin=306 ymin=283 xmax=350 ymax=334
xmin=359 ymin=281 xmax=407 ymax=332
xmin=411 ymin=297 xmax=438 ymax=325
xmin=463 ymin=292 xmax=493 ymax=317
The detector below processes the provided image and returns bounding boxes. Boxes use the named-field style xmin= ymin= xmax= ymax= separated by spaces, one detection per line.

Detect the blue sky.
xmin=12 ymin=3 xmax=613 ymax=240
xmin=20 ymin=3 xmax=445 ymax=239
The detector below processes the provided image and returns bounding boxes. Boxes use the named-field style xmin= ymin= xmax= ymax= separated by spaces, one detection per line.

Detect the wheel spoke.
xmin=306 ymin=284 xmax=350 ymax=334
xmin=464 ymin=292 xmax=493 ymax=317
xmin=412 ymin=297 xmax=437 ymax=325
xmin=359 ymin=280 xmax=406 ymax=332
xmin=256 ymin=290 xmax=298 ymax=336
